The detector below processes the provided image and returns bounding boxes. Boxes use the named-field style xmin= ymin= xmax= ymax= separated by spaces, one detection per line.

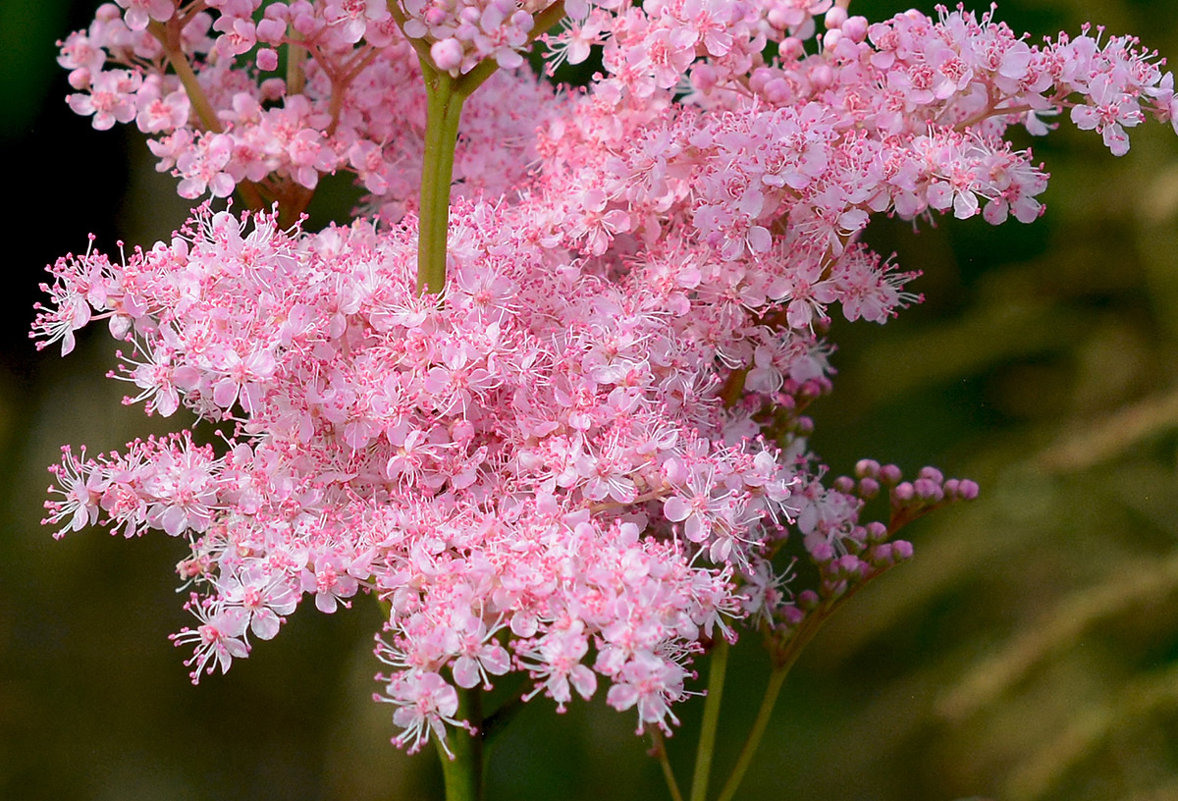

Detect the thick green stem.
xmin=395 ymin=1 xmax=569 ymax=295
xmin=437 ymin=688 xmax=484 ymax=801
xmin=689 ymin=638 xmax=729 ymax=801
xmin=417 ymin=67 xmax=466 ymax=296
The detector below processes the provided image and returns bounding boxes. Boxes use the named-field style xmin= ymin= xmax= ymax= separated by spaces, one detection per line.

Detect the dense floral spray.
xmin=33 ymin=0 xmax=1177 ymax=796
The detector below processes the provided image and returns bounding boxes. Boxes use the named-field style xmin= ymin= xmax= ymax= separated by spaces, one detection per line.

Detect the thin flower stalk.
xmin=651 ymin=729 xmax=686 ymax=801
xmin=690 ymin=638 xmax=729 ymax=801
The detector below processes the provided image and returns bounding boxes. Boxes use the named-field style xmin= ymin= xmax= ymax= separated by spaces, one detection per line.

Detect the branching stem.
xmin=394 ymin=0 xmax=568 ymax=294
xmin=147 ymin=20 xmax=266 ymax=213
xmin=416 ymin=66 xmax=466 ymax=295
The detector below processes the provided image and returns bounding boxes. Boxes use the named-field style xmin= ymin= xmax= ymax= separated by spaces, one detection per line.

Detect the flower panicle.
xmin=36 ymin=0 xmax=1169 ymax=753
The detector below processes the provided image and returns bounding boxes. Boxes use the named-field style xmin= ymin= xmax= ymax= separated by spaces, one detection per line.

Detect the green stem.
xmin=713 ymin=666 xmax=789 ymax=801
xmin=712 ymin=595 xmax=854 ymax=801
xmin=416 ymin=65 xmax=465 ymax=295
xmin=395 ymin=0 xmax=569 ymax=295
xmin=151 ymin=21 xmax=220 ymax=133
xmin=386 ymin=1 xmax=436 ymax=65
xmin=148 ymin=20 xmax=266 ymax=214
xmin=689 ymin=638 xmax=729 ymax=801
xmin=651 ymin=729 xmax=686 ymax=801
xmin=449 ymin=0 xmax=568 ymax=98
xmin=711 ymin=552 xmax=912 ymax=801
xmin=437 ymin=687 xmax=484 ymax=801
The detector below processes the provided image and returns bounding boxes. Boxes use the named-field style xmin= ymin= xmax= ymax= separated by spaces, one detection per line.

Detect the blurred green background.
xmin=2 ymin=1 xmax=1177 ymax=800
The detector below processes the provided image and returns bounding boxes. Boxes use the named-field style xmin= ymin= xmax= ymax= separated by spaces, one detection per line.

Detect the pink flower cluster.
xmin=38 ymin=201 xmax=806 ymax=741
xmin=59 ymin=2 xmax=1178 ymax=218
xmin=38 ymin=0 xmax=1174 ymax=753
xmin=58 ymin=0 xmax=547 ymax=213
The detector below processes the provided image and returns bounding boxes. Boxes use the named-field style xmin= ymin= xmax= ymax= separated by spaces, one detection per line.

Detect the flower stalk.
xmin=417 ymin=64 xmax=466 ymax=296
xmin=689 ymin=638 xmax=730 ymax=801
xmin=147 ymin=20 xmax=266 ymax=215
xmin=438 ymin=688 xmax=485 ymax=801
xmin=410 ymin=1 xmax=567 ymax=295
xmin=651 ymin=729 xmax=686 ymax=801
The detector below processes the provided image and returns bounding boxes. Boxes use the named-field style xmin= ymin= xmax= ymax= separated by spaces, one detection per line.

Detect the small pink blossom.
xmin=115 ymin=0 xmax=174 ymax=31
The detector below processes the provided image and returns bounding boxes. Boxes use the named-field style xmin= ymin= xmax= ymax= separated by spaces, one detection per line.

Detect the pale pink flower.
xmin=115 ymin=0 xmax=174 ymax=31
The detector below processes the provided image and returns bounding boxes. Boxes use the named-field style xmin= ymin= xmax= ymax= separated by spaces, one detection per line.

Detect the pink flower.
xmin=170 ymin=597 xmax=250 ymax=681
xmin=39 ymin=0 xmax=1174 ymax=755
xmin=43 ymin=446 xmax=104 ymax=538
xmin=115 ymin=0 xmax=174 ymax=31
xmin=377 ymin=670 xmax=464 ymax=756
xmin=67 ymin=69 xmax=140 ymax=130
xmin=1071 ymin=72 xmax=1143 ymax=156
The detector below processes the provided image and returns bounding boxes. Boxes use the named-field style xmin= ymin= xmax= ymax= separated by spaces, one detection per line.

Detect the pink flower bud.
xmin=917 ymin=466 xmax=944 ymax=484
xmin=865 ymin=521 xmax=888 ymax=542
xmin=431 ymin=38 xmax=464 ymax=73
xmin=256 ymin=48 xmax=279 ymax=72
xmin=855 ymin=459 xmax=880 ymax=478
xmin=256 ymin=18 xmax=287 ymax=43
xmin=842 ymin=15 xmax=868 ymax=42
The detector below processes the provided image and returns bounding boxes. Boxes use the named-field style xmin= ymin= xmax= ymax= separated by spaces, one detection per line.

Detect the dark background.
xmin=3 ymin=1 xmax=1178 ymax=799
